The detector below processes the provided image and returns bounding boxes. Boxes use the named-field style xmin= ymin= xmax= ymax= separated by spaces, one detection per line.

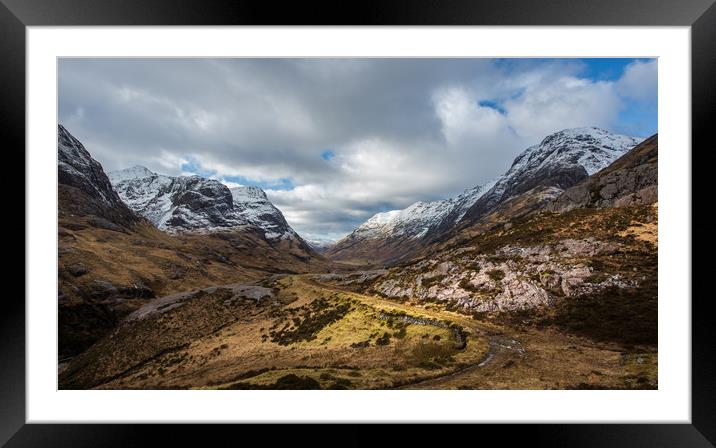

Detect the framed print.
xmin=6 ymin=0 xmax=715 ymax=445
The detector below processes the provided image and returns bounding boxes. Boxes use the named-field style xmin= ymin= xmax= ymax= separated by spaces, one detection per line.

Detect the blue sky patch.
xmin=181 ymin=157 xmax=294 ymax=191
xmin=577 ymin=58 xmax=650 ymax=82
xmin=478 ymin=100 xmax=506 ymax=114
xmin=321 ymin=150 xmax=336 ymax=161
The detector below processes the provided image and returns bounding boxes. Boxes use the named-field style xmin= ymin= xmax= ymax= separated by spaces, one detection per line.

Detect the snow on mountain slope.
xmin=336 ymin=182 xmax=493 ymax=244
xmin=513 ymin=127 xmax=640 ymax=177
xmin=460 ymin=127 xmax=643 ymax=224
xmin=229 ymin=186 xmax=298 ymax=240
xmin=107 ymin=165 xmax=155 ymax=184
xmin=329 ymin=127 xmax=642 ymax=262
xmin=303 ymin=236 xmax=336 ymax=253
xmin=109 ymin=166 xmax=297 ymax=239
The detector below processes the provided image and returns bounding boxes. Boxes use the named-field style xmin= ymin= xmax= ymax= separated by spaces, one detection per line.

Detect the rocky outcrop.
xmin=58 ymin=124 xmax=140 ymax=227
xmin=549 ymin=134 xmax=657 ymax=212
xmin=369 ymin=235 xmax=638 ymax=313
xmin=327 ymin=194 xmax=657 ymax=317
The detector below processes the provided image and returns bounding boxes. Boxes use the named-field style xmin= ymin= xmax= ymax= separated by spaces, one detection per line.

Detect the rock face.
xmin=58 ymin=124 xmax=140 ymax=227
xmin=109 ymin=166 xmax=299 ymax=240
xmin=328 ymin=127 xmax=642 ymax=265
xmin=363 ymin=238 xmax=624 ymax=313
xmin=549 ymin=134 xmax=658 ymax=212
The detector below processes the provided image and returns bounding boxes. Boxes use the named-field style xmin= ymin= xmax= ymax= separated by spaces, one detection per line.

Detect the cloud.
xmin=58 ymin=58 xmax=657 ymax=240
xmin=616 ymin=59 xmax=658 ymax=102
xmin=505 ymin=76 xmax=622 ymax=140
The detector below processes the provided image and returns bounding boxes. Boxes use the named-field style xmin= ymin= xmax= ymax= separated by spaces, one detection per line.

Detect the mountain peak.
xmin=460 ymin=127 xmax=642 ymax=226
xmin=552 ymin=126 xmax=606 ymax=135
xmin=511 ymin=127 xmax=642 ymax=176
xmin=108 ymin=165 xmax=156 ymax=184
xmin=230 ymin=185 xmax=268 ymax=203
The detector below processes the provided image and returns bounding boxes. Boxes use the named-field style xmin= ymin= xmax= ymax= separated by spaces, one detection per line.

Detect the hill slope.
xmin=326 ymin=183 xmax=491 ymax=265
xmin=58 ymin=125 xmax=329 ymax=359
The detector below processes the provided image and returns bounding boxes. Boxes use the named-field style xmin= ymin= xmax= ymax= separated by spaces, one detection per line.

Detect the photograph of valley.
xmin=57 ymin=58 xmax=658 ymax=390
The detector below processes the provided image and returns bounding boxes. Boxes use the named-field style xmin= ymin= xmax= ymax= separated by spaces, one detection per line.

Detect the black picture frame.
xmin=4 ymin=0 xmax=714 ymax=446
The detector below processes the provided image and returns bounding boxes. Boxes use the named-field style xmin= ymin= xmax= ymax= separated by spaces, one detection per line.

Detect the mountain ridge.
xmin=458 ymin=127 xmax=643 ymax=226
xmin=327 ymin=127 xmax=643 ymax=265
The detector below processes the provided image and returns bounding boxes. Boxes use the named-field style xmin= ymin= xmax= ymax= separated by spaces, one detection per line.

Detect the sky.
xmin=58 ymin=58 xmax=657 ymax=242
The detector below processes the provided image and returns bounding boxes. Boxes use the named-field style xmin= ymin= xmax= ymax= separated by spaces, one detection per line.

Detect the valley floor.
xmin=59 ymin=273 xmax=657 ymax=390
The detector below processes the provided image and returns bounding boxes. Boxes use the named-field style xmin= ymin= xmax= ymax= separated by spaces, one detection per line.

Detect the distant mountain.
xmin=109 ymin=166 xmax=299 ymax=241
xmin=302 ymin=236 xmax=336 ymax=253
xmin=326 ymin=183 xmax=491 ymax=264
xmin=230 ymin=186 xmax=299 ymax=240
xmin=327 ymin=127 xmax=643 ymax=265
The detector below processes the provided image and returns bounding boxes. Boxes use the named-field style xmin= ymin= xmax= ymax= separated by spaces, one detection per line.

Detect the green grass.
xmin=270 ymin=298 xmax=352 ymax=345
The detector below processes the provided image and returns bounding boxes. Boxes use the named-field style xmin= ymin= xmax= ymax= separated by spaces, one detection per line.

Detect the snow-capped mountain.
xmin=326 ymin=182 xmax=493 ymax=263
xmin=58 ymin=124 xmax=139 ymax=226
xmin=109 ymin=166 xmax=298 ymax=239
xmin=460 ymin=127 xmax=643 ymax=224
xmin=345 ymin=182 xmax=493 ymax=243
xmin=303 ymin=236 xmax=336 ymax=253
xmin=328 ymin=127 xmax=642 ymax=264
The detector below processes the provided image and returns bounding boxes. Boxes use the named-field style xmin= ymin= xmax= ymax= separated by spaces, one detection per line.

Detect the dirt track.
xmin=397 ymin=335 xmax=526 ymax=389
